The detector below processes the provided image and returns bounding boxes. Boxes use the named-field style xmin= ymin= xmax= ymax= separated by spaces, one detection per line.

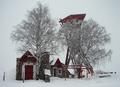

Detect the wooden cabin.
xmin=16 ymin=51 xmax=50 ymax=80
xmin=16 ymin=51 xmax=37 ymax=80
xmin=51 ymin=58 xmax=70 ymax=78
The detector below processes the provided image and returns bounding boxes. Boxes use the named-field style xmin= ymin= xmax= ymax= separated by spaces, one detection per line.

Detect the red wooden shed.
xmin=16 ymin=51 xmax=37 ymax=80
xmin=51 ymin=58 xmax=70 ymax=78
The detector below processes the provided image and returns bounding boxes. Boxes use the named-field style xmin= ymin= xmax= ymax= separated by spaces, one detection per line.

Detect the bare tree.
xmin=11 ymin=2 xmax=57 ymax=57
xmin=58 ymin=19 xmax=112 ymax=70
xmin=11 ymin=2 xmax=57 ymax=79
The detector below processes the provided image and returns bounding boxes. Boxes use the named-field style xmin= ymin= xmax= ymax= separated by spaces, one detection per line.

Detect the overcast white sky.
xmin=0 ymin=0 xmax=120 ymax=73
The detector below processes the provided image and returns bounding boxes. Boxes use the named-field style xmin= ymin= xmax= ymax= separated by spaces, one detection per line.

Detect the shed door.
xmin=53 ymin=68 xmax=56 ymax=76
xmin=25 ymin=65 xmax=33 ymax=80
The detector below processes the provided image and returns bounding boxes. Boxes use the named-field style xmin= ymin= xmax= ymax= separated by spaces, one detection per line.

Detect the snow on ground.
xmin=0 ymin=74 xmax=120 ymax=87
xmin=0 ymin=69 xmax=120 ymax=87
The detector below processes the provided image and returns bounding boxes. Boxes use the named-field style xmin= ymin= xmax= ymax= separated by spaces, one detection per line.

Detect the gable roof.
xmin=21 ymin=50 xmax=33 ymax=57
xmin=20 ymin=51 xmax=37 ymax=63
xmin=59 ymin=14 xmax=86 ymax=23
xmin=53 ymin=58 xmax=64 ymax=68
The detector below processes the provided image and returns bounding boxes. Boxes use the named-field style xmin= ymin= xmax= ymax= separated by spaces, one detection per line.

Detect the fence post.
xmin=22 ymin=71 xmax=25 ymax=83
xmin=3 ymin=72 xmax=5 ymax=81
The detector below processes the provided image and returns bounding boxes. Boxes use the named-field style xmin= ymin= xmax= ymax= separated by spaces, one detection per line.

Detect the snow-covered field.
xmin=0 ymin=73 xmax=120 ymax=87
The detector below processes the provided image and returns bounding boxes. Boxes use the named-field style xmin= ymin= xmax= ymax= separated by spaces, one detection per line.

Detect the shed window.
xmin=59 ymin=70 xmax=62 ymax=73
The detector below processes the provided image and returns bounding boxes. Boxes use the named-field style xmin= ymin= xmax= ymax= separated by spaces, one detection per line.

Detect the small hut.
xmin=16 ymin=51 xmax=37 ymax=80
xmin=51 ymin=58 xmax=70 ymax=78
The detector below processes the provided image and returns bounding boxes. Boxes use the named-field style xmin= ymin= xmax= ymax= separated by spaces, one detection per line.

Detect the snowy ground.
xmin=0 ymin=74 xmax=120 ymax=87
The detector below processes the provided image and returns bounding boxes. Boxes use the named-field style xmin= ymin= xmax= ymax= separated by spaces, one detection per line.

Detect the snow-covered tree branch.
xmin=11 ymin=3 xmax=57 ymax=59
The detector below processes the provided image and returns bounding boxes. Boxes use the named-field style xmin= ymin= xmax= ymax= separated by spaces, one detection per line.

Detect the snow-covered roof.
xmin=50 ymin=56 xmax=65 ymax=65
xmin=68 ymin=69 xmax=74 ymax=75
xmin=19 ymin=51 xmax=36 ymax=62
xmin=59 ymin=14 xmax=86 ymax=23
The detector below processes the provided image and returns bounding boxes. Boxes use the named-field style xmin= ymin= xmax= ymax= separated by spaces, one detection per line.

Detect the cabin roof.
xmin=52 ymin=58 xmax=64 ymax=68
xmin=19 ymin=51 xmax=37 ymax=63
xmin=59 ymin=14 xmax=86 ymax=23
